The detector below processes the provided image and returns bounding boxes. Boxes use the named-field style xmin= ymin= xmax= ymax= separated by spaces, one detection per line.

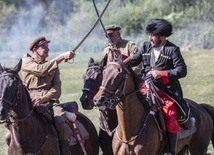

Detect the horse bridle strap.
xmin=82 ymin=65 xmax=103 ymax=94
xmin=99 ymin=63 xmax=137 ymax=108
xmin=0 ymin=72 xmax=34 ymax=123
xmin=115 ymin=107 xmax=153 ymax=144
xmin=0 ymin=73 xmax=22 ymax=106
xmin=9 ymin=108 xmax=34 ymax=122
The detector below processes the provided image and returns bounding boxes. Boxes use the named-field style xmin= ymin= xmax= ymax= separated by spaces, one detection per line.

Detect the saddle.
xmin=61 ymin=101 xmax=89 ymax=146
xmin=34 ymin=101 xmax=89 ymax=146
xmin=153 ymin=105 xmax=196 ymax=140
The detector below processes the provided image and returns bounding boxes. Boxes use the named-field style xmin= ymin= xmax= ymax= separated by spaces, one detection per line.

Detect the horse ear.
xmin=100 ymin=54 xmax=108 ymax=67
xmin=88 ymin=57 xmax=94 ymax=66
xmin=13 ymin=59 xmax=22 ymax=73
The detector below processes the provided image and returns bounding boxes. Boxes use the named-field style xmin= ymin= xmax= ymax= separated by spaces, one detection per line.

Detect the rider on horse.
xmin=125 ymin=18 xmax=195 ymax=155
xmin=21 ymin=36 xmax=75 ymax=155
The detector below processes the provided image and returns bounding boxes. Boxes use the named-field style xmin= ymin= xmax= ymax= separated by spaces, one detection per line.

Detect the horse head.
xmin=0 ymin=59 xmax=23 ymax=120
xmin=93 ymin=61 xmax=138 ymax=110
xmin=80 ymin=55 xmax=107 ymax=109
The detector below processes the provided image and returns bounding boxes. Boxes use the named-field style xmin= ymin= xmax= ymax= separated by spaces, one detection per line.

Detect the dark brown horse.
xmin=80 ymin=56 xmax=117 ymax=155
xmin=93 ymin=61 xmax=214 ymax=155
xmin=0 ymin=60 xmax=99 ymax=155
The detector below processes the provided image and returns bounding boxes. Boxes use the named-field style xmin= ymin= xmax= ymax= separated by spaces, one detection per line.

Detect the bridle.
xmin=0 ymin=71 xmax=49 ymax=154
xmin=98 ymin=62 xmax=138 ymax=110
xmin=82 ymin=65 xmax=103 ymax=94
xmin=0 ymin=72 xmax=33 ymax=123
xmin=82 ymin=64 xmax=119 ymax=136
xmin=97 ymin=62 xmax=155 ymax=154
xmin=0 ymin=73 xmax=22 ymax=107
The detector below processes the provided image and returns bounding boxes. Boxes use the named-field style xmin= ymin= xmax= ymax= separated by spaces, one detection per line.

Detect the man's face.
xmin=105 ymin=30 xmax=120 ymax=46
xmin=149 ymin=34 xmax=164 ymax=48
xmin=34 ymin=43 xmax=49 ymax=60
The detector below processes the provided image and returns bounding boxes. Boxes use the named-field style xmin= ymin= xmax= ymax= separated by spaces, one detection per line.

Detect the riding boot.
xmin=165 ymin=132 xmax=177 ymax=155
xmin=59 ymin=140 xmax=71 ymax=155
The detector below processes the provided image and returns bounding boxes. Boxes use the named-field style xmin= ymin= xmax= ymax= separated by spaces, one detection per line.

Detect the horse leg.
xmin=177 ymin=145 xmax=189 ymax=155
xmin=99 ymin=129 xmax=114 ymax=155
xmin=188 ymin=103 xmax=213 ymax=155
xmin=5 ymin=130 xmax=11 ymax=146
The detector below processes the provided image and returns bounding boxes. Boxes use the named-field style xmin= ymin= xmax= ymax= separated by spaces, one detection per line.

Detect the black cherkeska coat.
xmin=131 ymin=40 xmax=189 ymax=123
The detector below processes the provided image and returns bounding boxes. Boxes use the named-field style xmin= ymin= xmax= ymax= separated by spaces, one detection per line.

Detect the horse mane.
xmin=1 ymin=66 xmax=15 ymax=74
xmin=124 ymin=63 xmax=151 ymax=111
xmin=1 ymin=64 xmax=33 ymax=108
xmin=89 ymin=60 xmax=100 ymax=67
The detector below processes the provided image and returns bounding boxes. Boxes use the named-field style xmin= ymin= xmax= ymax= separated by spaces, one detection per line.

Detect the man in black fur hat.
xmin=127 ymin=18 xmax=194 ymax=155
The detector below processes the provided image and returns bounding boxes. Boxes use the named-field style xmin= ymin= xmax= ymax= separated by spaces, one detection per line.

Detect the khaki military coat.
xmin=102 ymin=38 xmax=142 ymax=74
xmin=21 ymin=54 xmax=61 ymax=101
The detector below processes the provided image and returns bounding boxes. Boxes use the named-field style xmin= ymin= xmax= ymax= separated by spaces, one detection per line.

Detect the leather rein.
xmin=0 ymin=72 xmax=33 ymax=123
xmin=98 ymin=62 xmax=153 ymax=150
xmin=82 ymin=65 xmax=117 ymax=136
xmin=99 ymin=62 xmax=139 ymax=110
xmin=0 ymin=72 xmax=49 ymax=154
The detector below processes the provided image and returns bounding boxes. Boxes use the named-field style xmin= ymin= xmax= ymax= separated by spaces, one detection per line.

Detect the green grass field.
xmin=0 ymin=50 xmax=213 ymax=154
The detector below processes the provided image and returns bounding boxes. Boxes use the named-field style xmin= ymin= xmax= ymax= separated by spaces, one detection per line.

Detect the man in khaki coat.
xmin=102 ymin=24 xmax=141 ymax=75
xmin=21 ymin=36 xmax=75 ymax=155
xmin=100 ymin=24 xmax=142 ymax=155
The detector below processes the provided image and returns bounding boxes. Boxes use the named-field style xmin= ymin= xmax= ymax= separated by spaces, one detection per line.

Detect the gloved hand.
xmin=145 ymin=72 xmax=153 ymax=87
xmin=109 ymin=46 xmax=122 ymax=60
xmin=62 ymin=51 xmax=75 ymax=60
xmin=150 ymin=70 xmax=161 ymax=79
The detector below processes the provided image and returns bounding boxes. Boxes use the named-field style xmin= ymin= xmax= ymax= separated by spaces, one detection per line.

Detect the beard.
xmin=151 ymin=36 xmax=163 ymax=48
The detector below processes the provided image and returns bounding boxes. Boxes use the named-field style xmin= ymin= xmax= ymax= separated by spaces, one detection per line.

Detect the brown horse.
xmin=93 ymin=61 xmax=214 ymax=155
xmin=80 ymin=56 xmax=117 ymax=155
xmin=0 ymin=60 xmax=99 ymax=155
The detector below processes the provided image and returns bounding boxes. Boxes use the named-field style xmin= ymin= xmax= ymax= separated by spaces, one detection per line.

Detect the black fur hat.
xmin=145 ymin=18 xmax=173 ymax=37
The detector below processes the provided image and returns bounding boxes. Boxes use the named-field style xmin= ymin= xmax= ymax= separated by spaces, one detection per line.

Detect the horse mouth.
xmin=0 ymin=115 xmax=6 ymax=121
xmin=80 ymin=100 xmax=94 ymax=110
xmin=0 ymin=108 xmax=7 ymax=121
xmin=83 ymin=104 xmax=94 ymax=110
xmin=98 ymin=104 xmax=107 ymax=111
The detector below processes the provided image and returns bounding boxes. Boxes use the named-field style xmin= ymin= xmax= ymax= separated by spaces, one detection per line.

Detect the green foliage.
xmin=0 ymin=0 xmax=213 ymax=52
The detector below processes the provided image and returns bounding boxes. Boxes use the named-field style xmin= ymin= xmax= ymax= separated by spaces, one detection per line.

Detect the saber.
xmin=73 ymin=0 xmax=111 ymax=52
xmin=92 ymin=0 xmax=122 ymax=61
xmin=65 ymin=0 xmax=111 ymax=63
xmin=92 ymin=0 xmax=113 ymax=46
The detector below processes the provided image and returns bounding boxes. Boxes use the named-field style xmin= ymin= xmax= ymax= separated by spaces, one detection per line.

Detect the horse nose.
xmin=93 ymin=95 xmax=105 ymax=107
xmin=80 ymin=94 xmax=87 ymax=103
xmin=80 ymin=95 xmax=89 ymax=109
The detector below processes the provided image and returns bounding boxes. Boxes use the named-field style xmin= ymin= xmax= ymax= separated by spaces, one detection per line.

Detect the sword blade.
xmin=92 ymin=0 xmax=114 ymax=46
xmin=72 ymin=0 xmax=111 ymax=52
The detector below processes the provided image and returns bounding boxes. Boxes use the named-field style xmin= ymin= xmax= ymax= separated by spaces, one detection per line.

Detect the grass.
xmin=0 ymin=50 xmax=213 ymax=154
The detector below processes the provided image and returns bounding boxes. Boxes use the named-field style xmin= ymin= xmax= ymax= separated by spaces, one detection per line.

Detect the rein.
xmin=0 ymin=71 xmax=49 ymax=154
xmin=82 ymin=65 xmax=103 ymax=94
xmin=82 ymin=65 xmax=118 ymax=135
xmin=99 ymin=63 xmax=138 ymax=110
xmin=0 ymin=73 xmax=22 ymax=107
xmin=99 ymin=62 xmax=156 ymax=154
xmin=0 ymin=72 xmax=33 ymax=123
xmin=115 ymin=107 xmax=154 ymax=144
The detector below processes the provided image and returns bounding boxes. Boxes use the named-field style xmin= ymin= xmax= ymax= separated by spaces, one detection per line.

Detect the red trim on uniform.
xmin=139 ymin=83 xmax=148 ymax=93
xmin=160 ymin=70 xmax=169 ymax=84
xmin=122 ymin=54 xmax=128 ymax=60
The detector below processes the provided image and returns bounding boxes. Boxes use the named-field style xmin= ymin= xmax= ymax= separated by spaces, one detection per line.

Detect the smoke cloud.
xmin=0 ymin=0 xmax=105 ymax=65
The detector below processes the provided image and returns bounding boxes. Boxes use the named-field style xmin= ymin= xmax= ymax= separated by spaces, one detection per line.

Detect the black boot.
xmin=59 ymin=140 xmax=71 ymax=155
xmin=165 ymin=132 xmax=177 ymax=155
